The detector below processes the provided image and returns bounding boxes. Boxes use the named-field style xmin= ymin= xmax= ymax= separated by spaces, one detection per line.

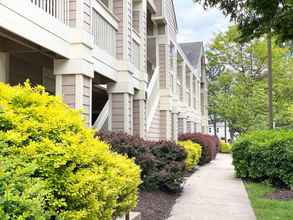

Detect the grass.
xmin=245 ymin=182 xmax=293 ymax=220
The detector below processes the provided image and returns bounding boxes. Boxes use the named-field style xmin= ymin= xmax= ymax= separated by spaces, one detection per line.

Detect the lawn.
xmin=245 ymin=182 xmax=293 ymax=220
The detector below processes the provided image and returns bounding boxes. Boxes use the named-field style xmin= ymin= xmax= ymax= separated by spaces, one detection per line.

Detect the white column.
xmin=0 ymin=53 xmax=9 ymax=83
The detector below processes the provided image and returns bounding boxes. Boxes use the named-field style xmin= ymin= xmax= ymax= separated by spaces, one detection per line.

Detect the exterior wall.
xmin=208 ymin=122 xmax=231 ymax=141
xmin=110 ymin=93 xmax=125 ymax=132
xmin=57 ymin=74 xmax=92 ymax=125
xmin=147 ymin=105 xmax=160 ymax=141
xmin=159 ymin=44 xmax=168 ymax=89
xmin=0 ymin=0 xmax=208 ymax=139
xmin=160 ymin=110 xmax=171 ymax=140
xmin=109 ymin=93 xmax=133 ymax=134
xmin=133 ymin=99 xmax=147 ymax=138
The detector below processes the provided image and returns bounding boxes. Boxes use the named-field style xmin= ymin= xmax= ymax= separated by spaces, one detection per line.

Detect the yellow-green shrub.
xmin=177 ymin=140 xmax=202 ymax=171
xmin=220 ymin=140 xmax=232 ymax=153
xmin=0 ymin=82 xmax=141 ymax=220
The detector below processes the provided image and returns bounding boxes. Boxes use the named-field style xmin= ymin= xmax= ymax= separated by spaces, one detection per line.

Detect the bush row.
xmin=96 ymin=131 xmax=187 ymax=193
xmin=177 ymin=140 xmax=202 ymax=171
xmin=178 ymin=133 xmax=219 ymax=165
xmin=232 ymin=130 xmax=293 ymax=188
xmin=220 ymin=140 xmax=232 ymax=153
xmin=0 ymin=83 xmax=141 ymax=220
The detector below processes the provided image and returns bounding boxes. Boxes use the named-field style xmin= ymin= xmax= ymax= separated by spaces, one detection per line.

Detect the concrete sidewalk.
xmin=167 ymin=154 xmax=256 ymax=220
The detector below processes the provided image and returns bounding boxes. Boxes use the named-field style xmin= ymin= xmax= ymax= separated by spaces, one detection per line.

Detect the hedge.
xmin=177 ymin=140 xmax=202 ymax=171
xmin=220 ymin=140 xmax=232 ymax=153
xmin=96 ymin=131 xmax=187 ymax=192
xmin=178 ymin=133 xmax=219 ymax=165
xmin=0 ymin=82 xmax=141 ymax=220
xmin=232 ymin=130 xmax=293 ymax=188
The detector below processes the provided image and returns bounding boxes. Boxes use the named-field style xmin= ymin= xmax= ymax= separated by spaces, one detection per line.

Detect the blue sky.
xmin=174 ymin=0 xmax=231 ymax=44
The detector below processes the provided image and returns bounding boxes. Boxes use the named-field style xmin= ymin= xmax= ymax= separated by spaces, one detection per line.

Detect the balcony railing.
xmin=146 ymin=67 xmax=160 ymax=130
xmin=92 ymin=9 xmax=117 ymax=57
xmin=30 ymin=0 xmax=69 ymax=25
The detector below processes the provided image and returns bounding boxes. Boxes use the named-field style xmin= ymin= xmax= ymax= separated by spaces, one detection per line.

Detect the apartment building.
xmin=0 ymin=0 xmax=208 ymax=141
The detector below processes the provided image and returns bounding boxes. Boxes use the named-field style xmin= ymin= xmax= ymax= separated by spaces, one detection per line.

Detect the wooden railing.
xmin=30 ymin=0 xmax=69 ymax=24
xmin=146 ymin=67 xmax=160 ymax=130
xmin=92 ymin=9 xmax=116 ymax=57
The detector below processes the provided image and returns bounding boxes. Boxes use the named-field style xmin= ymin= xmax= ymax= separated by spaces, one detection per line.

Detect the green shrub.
xmin=96 ymin=131 xmax=187 ymax=193
xmin=0 ymin=82 xmax=141 ymax=220
xmin=177 ymin=140 xmax=202 ymax=171
xmin=233 ymin=130 xmax=293 ymax=188
xmin=178 ymin=133 xmax=219 ymax=165
xmin=220 ymin=140 xmax=232 ymax=153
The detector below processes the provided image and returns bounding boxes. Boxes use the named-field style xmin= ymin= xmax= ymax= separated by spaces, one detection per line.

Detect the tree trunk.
xmin=267 ymin=31 xmax=274 ymax=129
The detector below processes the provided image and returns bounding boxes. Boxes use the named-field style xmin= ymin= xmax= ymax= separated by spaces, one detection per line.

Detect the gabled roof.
xmin=180 ymin=42 xmax=204 ymax=68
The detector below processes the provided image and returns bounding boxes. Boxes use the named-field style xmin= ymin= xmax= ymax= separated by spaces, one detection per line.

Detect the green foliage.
xmin=177 ymin=141 xmax=202 ymax=171
xmin=207 ymin=26 xmax=293 ymax=136
xmin=219 ymin=140 xmax=232 ymax=153
xmin=232 ymin=130 xmax=293 ymax=188
xmin=178 ymin=133 xmax=219 ymax=165
xmin=0 ymin=82 xmax=141 ymax=220
xmin=245 ymin=182 xmax=293 ymax=220
xmin=195 ymin=0 xmax=293 ymax=43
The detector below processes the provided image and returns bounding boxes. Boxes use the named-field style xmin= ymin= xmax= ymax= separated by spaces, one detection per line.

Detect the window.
xmin=216 ymin=128 xmax=219 ymax=133
xmin=209 ymin=128 xmax=212 ymax=133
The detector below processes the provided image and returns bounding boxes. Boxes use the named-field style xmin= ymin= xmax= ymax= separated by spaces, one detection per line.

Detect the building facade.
xmin=0 ymin=0 xmax=208 ymax=140
xmin=208 ymin=122 xmax=231 ymax=141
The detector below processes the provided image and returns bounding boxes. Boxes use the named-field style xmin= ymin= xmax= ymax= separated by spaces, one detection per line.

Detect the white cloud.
xmin=174 ymin=0 xmax=231 ymax=44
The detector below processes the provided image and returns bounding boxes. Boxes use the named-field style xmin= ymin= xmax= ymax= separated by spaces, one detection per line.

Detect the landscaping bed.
xmin=134 ymin=191 xmax=180 ymax=220
xmin=245 ymin=182 xmax=293 ymax=220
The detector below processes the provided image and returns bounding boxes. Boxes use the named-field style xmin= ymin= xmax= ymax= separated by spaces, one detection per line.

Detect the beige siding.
xmin=160 ymin=110 xmax=171 ymax=140
xmin=83 ymin=0 xmax=91 ymax=32
xmin=142 ymin=11 xmax=147 ymax=72
xmin=114 ymin=0 xmax=124 ymax=59
xmin=166 ymin=0 xmax=177 ymax=40
xmin=159 ymin=44 xmax=168 ymax=89
xmin=133 ymin=100 xmax=140 ymax=136
xmin=82 ymin=76 xmax=91 ymax=124
xmin=69 ymin=0 xmax=77 ymax=27
xmin=148 ymin=105 xmax=160 ymax=141
xmin=62 ymin=75 xmax=76 ymax=109
xmin=127 ymin=0 xmax=132 ymax=61
xmin=111 ymin=93 xmax=125 ymax=131
xmin=128 ymin=94 xmax=133 ymax=134
xmin=171 ymin=113 xmax=178 ymax=140
xmin=154 ymin=0 xmax=163 ymax=16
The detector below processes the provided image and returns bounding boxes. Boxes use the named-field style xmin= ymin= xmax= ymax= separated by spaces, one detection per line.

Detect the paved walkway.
xmin=167 ymin=154 xmax=256 ymax=220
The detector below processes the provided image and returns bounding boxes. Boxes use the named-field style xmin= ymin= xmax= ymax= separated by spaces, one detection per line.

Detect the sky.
xmin=174 ymin=0 xmax=231 ymax=45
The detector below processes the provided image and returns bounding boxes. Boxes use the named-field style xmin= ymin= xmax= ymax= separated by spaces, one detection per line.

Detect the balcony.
xmin=29 ymin=0 xmax=69 ymax=25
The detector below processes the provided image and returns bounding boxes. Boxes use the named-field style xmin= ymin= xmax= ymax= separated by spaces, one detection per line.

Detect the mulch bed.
xmin=266 ymin=190 xmax=293 ymax=201
xmin=134 ymin=191 xmax=180 ymax=220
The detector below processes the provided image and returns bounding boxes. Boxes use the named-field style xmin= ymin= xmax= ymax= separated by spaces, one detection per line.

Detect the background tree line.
xmin=207 ymin=26 xmax=293 ymax=140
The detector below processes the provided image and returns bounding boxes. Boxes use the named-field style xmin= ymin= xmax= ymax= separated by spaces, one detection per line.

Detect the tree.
xmin=195 ymin=0 xmax=293 ymax=129
xmin=194 ymin=0 xmax=293 ymax=43
xmin=207 ymin=27 xmax=293 ymax=139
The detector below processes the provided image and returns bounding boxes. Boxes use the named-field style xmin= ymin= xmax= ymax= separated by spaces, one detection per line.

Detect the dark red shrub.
xmin=96 ymin=131 xmax=187 ymax=193
xmin=178 ymin=133 xmax=219 ymax=165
